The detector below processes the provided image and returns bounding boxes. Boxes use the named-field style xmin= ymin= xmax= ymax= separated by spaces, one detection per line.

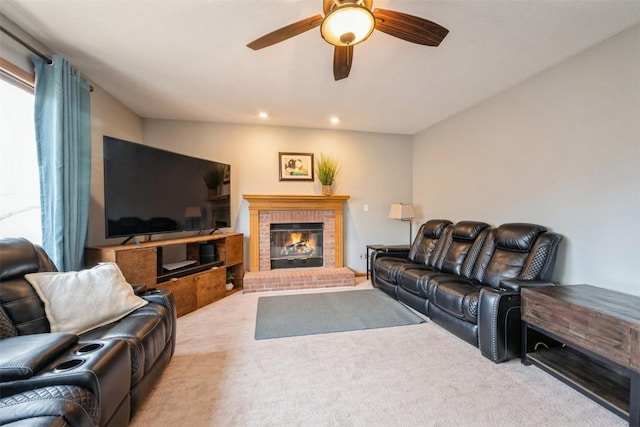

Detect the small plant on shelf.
xmin=225 ymin=270 xmax=235 ymax=291
xmin=315 ymin=153 xmax=339 ymax=196
xmin=203 ymin=164 xmax=226 ymax=197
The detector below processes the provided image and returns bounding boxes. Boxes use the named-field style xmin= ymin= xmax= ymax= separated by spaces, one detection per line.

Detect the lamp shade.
xmin=388 ymin=203 xmax=415 ymax=220
xmin=184 ymin=206 xmax=202 ymax=218
xmin=320 ymin=3 xmax=375 ymax=47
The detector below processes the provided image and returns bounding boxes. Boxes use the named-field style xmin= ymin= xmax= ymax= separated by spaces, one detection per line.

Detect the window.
xmin=0 ymin=74 xmax=42 ymax=244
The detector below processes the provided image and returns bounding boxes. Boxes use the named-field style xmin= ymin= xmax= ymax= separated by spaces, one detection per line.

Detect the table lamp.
xmin=388 ymin=203 xmax=415 ymax=245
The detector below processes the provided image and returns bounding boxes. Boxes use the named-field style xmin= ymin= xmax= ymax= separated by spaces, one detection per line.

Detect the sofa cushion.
xmin=471 ymin=224 xmax=553 ymax=288
xmin=373 ymin=258 xmax=414 ymax=284
xmin=482 ymin=249 xmax=530 ymax=288
xmin=0 ymin=238 xmax=51 ymax=335
xmin=407 ymin=219 xmax=451 ymax=264
xmin=397 ymin=267 xmax=455 ymax=298
xmin=1 ymin=277 xmax=51 ymax=336
xmin=439 ymin=222 xmax=490 ymax=275
xmin=431 ymin=279 xmax=483 ymax=323
xmin=25 ymin=263 xmax=148 ymax=335
xmin=0 ymin=238 xmax=41 ymax=281
xmin=451 ymin=221 xmax=490 ymax=241
xmin=397 ymin=265 xmax=435 ymax=296
xmin=494 ymin=223 xmax=546 ymax=252
xmin=376 ymin=220 xmax=453 ymax=286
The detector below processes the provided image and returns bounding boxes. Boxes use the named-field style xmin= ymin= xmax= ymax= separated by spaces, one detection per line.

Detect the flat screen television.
xmin=103 ymin=136 xmax=230 ymax=240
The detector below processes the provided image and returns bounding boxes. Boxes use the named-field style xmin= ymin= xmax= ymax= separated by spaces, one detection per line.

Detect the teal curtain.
xmin=32 ymin=55 xmax=91 ymax=271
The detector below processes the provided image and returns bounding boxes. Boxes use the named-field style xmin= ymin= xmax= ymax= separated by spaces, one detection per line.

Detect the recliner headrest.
xmin=452 ymin=221 xmax=490 ymax=240
xmin=495 ymin=223 xmax=547 ymax=252
xmin=422 ymin=219 xmax=453 ymax=238
xmin=0 ymin=238 xmax=40 ymax=281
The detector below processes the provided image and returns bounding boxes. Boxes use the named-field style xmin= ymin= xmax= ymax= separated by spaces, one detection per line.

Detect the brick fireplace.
xmin=242 ymin=194 xmax=355 ymax=292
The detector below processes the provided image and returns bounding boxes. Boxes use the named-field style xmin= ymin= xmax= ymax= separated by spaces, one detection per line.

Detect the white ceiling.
xmin=2 ymin=0 xmax=639 ymax=135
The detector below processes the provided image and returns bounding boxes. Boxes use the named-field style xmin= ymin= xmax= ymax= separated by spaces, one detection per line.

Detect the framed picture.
xmin=223 ymin=164 xmax=231 ymax=183
xmin=279 ymin=152 xmax=314 ymax=181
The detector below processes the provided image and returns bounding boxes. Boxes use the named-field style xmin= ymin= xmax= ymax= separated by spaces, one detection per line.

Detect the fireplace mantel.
xmin=243 ymin=194 xmax=350 ymax=272
xmin=243 ymin=194 xmax=350 ymax=211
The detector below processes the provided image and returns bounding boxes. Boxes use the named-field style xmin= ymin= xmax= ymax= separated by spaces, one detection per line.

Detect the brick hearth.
xmin=242 ymin=194 xmax=355 ymax=292
xmin=242 ymin=267 xmax=354 ymax=293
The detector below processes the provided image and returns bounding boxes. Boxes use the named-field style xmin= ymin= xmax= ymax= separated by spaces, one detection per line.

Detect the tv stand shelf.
xmin=157 ymin=260 xmax=224 ymax=283
xmin=85 ymin=233 xmax=244 ymax=317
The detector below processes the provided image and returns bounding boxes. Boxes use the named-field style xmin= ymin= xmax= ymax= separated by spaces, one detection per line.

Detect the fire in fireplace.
xmin=270 ymin=222 xmax=323 ymax=269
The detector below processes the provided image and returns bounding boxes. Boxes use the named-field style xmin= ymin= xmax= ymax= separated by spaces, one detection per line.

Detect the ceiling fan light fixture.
xmin=321 ymin=3 xmax=375 ymax=47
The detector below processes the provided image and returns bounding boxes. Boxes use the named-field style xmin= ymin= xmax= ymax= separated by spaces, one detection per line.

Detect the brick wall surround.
xmin=242 ymin=194 xmax=354 ymax=292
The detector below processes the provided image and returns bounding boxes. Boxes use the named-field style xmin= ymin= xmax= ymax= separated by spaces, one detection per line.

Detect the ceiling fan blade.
xmin=333 ymin=45 xmax=353 ymax=81
xmin=247 ymin=15 xmax=323 ymax=50
xmin=373 ymin=8 xmax=449 ymax=46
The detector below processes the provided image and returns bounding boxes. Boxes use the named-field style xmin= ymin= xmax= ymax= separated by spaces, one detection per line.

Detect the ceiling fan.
xmin=247 ymin=0 xmax=449 ymax=81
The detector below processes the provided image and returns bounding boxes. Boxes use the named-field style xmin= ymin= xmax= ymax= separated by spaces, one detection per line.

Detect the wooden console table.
xmin=86 ymin=233 xmax=244 ymax=317
xmin=521 ymin=285 xmax=639 ymax=426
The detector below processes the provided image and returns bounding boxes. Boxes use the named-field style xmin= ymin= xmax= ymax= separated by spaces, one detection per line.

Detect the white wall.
xmin=141 ymin=120 xmax=413 ymax=272
xmin=413 ymin=25 xmax=640 ymax=296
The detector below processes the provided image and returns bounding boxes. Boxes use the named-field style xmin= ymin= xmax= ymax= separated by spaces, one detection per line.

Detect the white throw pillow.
xmin=25 ymin=263 xmax=148 ymax=335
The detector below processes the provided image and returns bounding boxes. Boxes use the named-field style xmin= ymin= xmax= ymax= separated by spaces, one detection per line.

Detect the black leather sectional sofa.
xmin=0 ymin=238 xmax=177 ymax=426
xmin=372 ymin=219 xmax=562 ymax=363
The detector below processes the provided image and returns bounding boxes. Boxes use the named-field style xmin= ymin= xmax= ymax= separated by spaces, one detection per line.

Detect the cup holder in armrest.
xmin=76 ymin=343 xmax=104 ymax=354
xmin=54 ymin=358 xmax=84 ymax=371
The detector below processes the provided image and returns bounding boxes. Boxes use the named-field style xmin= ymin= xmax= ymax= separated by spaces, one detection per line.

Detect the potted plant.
xmin=203 ymin=164 xmax=226 ymax=197
xmin=225 ymin=270 xmax=235 ymax=291
xmin=315 ymin=153 xmax=339 ymax=196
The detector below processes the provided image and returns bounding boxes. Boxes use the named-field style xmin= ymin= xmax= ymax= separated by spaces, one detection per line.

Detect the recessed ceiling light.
xmin=330 ymin=116 xmax=340 ymax=125
xmin=258 ymin=111 xmax=269 ymax=119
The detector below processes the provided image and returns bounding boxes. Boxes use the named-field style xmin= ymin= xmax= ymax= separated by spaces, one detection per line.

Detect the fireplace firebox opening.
xmin=270 ymin=222 xmax=323 ymax=269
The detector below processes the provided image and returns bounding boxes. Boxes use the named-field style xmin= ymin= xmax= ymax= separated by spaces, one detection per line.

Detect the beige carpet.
xmin=130 ymin=279 xmax=624 ymax=427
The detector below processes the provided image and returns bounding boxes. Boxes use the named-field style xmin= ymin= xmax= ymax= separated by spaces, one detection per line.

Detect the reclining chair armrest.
xmin=141 ymin=289 xmax=177 ymax=356
xmin=0 ymin=334 xmax=78 ymax=382
xmin=478 ymin=281 xmax=559 ymax=363
xmin=0 ymin=339 xmax=131 ymax=427
xmin=370 ymin=250 xmax=410 ymax=283
xmin=371 ymin=250 xmax=409 ymax=263
xmin=478 ymin=287 xmax=522 ymax=364
xmin=499 ymin=279 xmax=557 ymax=292
xmin=141 ymin=288 xmax=175 ymax=310
xmin=380 ymin=244 xmax=411 ymax=253
xmin=131 ymin=283 xmax=148 ymax=296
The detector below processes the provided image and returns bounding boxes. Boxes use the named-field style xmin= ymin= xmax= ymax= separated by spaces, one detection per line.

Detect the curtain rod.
xmin=0 ymin=25 xmax=94 ymax=92
xmin=0 ymin=25 xmax=53 ymax=65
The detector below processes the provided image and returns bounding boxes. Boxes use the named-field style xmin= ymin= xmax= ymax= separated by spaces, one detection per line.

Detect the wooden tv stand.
xmin=521 ymin=285 xmax=639 ymax=426
xmin=85 ymin=233 xmax=244 ymax=317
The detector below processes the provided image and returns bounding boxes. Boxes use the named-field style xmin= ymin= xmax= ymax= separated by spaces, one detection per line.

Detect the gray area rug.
xmin=255 ymin=288 xmax=425 ymax=339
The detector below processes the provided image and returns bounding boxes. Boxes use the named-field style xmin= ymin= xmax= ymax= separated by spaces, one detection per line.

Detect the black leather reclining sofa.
xmin=0 ymin=238 xmax=177 ymax=426
xmin=372 ymin=219 xmax=562 ymax=363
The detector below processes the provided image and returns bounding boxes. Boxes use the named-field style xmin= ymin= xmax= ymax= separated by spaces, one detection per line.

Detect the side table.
xmin=366 ymin=244 xmax=410 ymax=279
xmin=521 ymin=285 xmax=640 ymax=426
